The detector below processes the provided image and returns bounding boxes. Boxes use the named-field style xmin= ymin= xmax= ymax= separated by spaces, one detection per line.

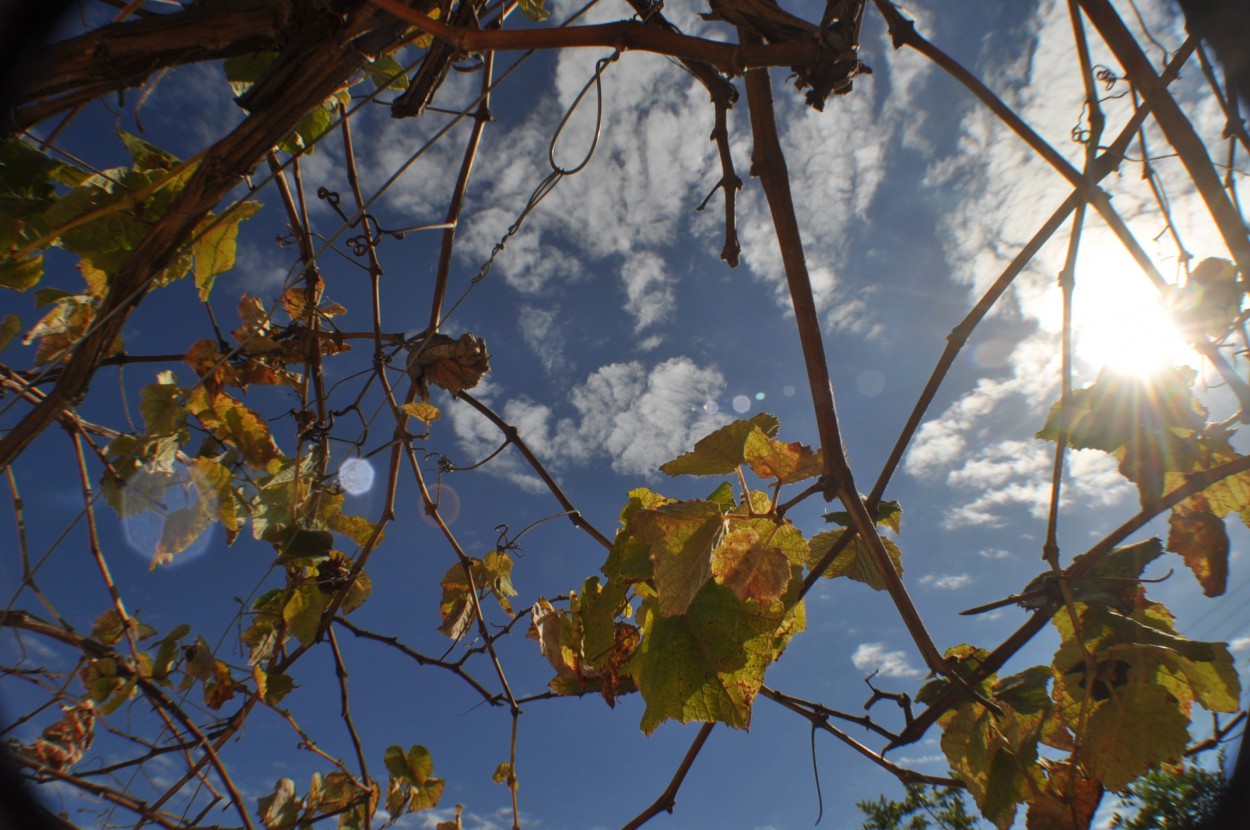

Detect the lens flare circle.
xmin=338 ymin=457 xmax=376 ymax=496
xmin=120 ymin=460 xmax=215 ymax=566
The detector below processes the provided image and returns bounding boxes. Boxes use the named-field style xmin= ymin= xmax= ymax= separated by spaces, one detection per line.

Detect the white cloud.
xmin=518 ymin=303 xmax=567 ymax=373
xmin=920 ymin=573 xmax=971 ymax=590
xmin=620 ymin=251 xmax=675 ymax=334
xmin=978 ymin=548 xmax=1012 ymax=559
xmin=449 ymin=357 xmax=727 ymax=484
xmin=560 ymin=357 xmax=727 ymax=476
xmin=1229 ymin=636 xmax=1250 ymax=653
xmin=851 ymin=642 xmax=922 ymax=678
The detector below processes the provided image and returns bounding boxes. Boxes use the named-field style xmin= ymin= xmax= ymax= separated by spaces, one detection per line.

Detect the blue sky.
xmin=2 ymin=0 xmax=1248 ymax=828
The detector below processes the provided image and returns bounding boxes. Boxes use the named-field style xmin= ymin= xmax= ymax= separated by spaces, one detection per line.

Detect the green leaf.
xmin=517 ymin=0 xmax=549 ymax=21
xmin=938 ymin=700 xmax=1043 ymax=829
xmin=366 ymin=54 xmax=410 ymax=91
xmin=1083 ymin=681 xmax=1190 ymax=791
xmin=224 ymin=51 xmax=278 ymax=95
xmin=492 ymin=763 xmax=513 ymax=785
xmin=807 ymin=529 xmax=903 ymax=590
xmin=632 ymin=500 xmax=724 ymax=617
xmin=0 ymin=314 xmax=19 ymax=353
xmin=822 ymin=499 xmax=902 ymax=533
xmin=118 ymin=132 xmax=180 ymax=171
xmin=0 ymin=254 xmax=42 ymax=291
xmin=283 ymin=585 xmax=329 ymax=647
xmin=383 ymin=745 xmax=444 ymax=816
xmin=317 ymin=490 xmax=380 ymax=548
xmin=659 ymin=414 xmax=780 ymax=476
xmin=279 ymin=529 xmax=335 ymax=563
xmin=633 ymin=580 xmax=804 ymax=734
xmin=193 ymin=200 xmax=261 ymax=301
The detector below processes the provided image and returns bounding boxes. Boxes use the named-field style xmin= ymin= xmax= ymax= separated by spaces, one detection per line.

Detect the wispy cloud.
xmin=518 ymin=303 xmax=568 ymax=373
xmin=448 ymin=357 xmax=727 ymax=486
xmin=851 ymin=642 xmax=921 ymax=678
xmin=920 ymin=573 xmax=971 ymax=590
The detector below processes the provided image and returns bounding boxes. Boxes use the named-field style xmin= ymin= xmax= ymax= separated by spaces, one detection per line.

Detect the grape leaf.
xmin=366 ymin=54 xmax=410 ymax=90
xmin=633 ymin=580 xmax=804 ymax=734
xmin=823 ymin=499 xmax=902 ymax=533
xmin=939 ymin=697 xmax=1044 ymax=829
xmin=282 ymin=585 xmax=328 ymax=647
xmin=252 ymin=666 xmax=295 ymax=705
xmin=401 ymin=401 xmax=441 ymax=423
xmin=632 ymin=501 xmax=724 ymax=617
xmin=1167 ymin=503 xmax=1228 ymax=596
xmin=257 ymin=778 xmax=300 ymax=830
xmin=742 ymin=430 xmax=823 ymax=483
xmin=408 ymin=332 xmax=490 ymax=395
xmin=187 ymin=387 xmax=282 ymax=472
xmin=807 ymin=529 xmax=903 ymax=590
xmin=1082 ymin=681 xmax=1189 ymax=791
xmin=659 ymin=414 xmax=780 ymax=476
xmin=383 ymin=745 xmax=444 ymax=817
xmin=193 ymin=200 xmax=261 ymax=301
xmin=710 ymin=524 xmax=797 ymax=606
xmin=437 ymin=552 xmax=516 ymax=640
xmin=1025 ymin=762 xmax=1100 ymax=830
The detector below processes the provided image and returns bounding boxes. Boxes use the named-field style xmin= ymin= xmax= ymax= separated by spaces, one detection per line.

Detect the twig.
xmin=619 ymin=722 xmax=715 ymax=830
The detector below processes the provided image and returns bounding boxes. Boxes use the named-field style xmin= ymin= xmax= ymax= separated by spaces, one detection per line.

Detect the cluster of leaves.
xmin=914 ymin=537 xmax=1239 ymax=828
xmin=515 ymin=413 xmax=908 ymax=731
xmin=1038 ymin=364 xmax=1250 ymax=598
xmin=856 ymin=760 xmax=1228 ymax=830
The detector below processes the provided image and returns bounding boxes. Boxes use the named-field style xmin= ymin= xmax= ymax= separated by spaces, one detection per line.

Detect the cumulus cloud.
xmin=851 ymin=642 xmax=922 ymax=678
xmin=448 ymin=356 xmax=728 ymax=485
xmin=920 ymin=573 xmax=971 ymax=590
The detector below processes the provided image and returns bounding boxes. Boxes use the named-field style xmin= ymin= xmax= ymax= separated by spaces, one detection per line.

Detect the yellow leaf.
xmin=401 ymin=402 xmax=442 ymax=422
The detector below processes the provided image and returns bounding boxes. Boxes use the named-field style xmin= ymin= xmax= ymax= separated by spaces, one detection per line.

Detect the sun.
xmin=1069 ymin=247 xmax=1194 ymax=378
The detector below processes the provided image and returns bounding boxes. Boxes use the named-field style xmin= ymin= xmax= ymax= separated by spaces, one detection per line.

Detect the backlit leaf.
xmin=0 ymin=254 xmax=41 ymax=291
xmin=659 ymin=414 xmax=780 ymax=476
xmin=118 ymin=132 xmax=179 ymax=172
xmin=0 ymin=313 xmax=20 ymax=352
xmin=1083 ymin=681 xmax=1189 ymax=791
xmin=384 ymin=744 xmax=444 ymax=816
xmin=257 ymin=778 xmax=300 ymax=830
xmin=518 ymin=0 xmax=549 ymax=21
xmin=187 ymin=387 xmax=282 ymax=472
xmin=193 ymin=200 xmax=261 ymax=301
xmin=807 ymin=529 xmax=903 ymax=590
xmin=1167 ymin=504 xmax=1228 ymax=596
xmin=283 ymin=585 xmax=328 ymax=647
xmin=401 ymin=401 xmax=442 ymax=422
xmin=252 ymin=666 xmax=295 ymax=705
xmin=633 ymin=580 xmax=804 ymax=734
xmin=822 ymin=499 xmax=902 ymax=533
xmin=367 ymin=54 xmax=410 ymax=90
xmin=633 ymin=500 xmax=724 ymax=617
xmin=743 ymin=430 xmax=823 ymax=483
xmin=710 ymin=525 xmax=796 ymax=606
